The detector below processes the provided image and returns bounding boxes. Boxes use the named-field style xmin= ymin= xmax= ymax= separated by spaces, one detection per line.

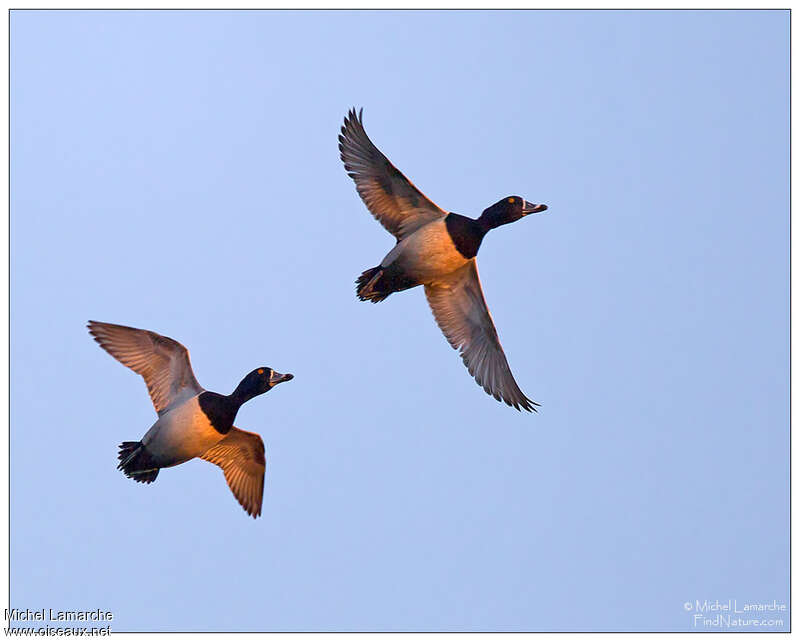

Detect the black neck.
xmin=477 ymin=210 xmax=510 ymax=233
xmin=445 ymin=213 xmax=488 ymax=259
xmin=231 ymin=380 xmax=259 ymax=406
xmin=198 ymin=392 xmax=243 ymax=435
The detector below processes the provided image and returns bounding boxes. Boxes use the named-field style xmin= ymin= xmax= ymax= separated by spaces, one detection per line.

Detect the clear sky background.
xmin=11 ymin=9 xmax=788 ymax=632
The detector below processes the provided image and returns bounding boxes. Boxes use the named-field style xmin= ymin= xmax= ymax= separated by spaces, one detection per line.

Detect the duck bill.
xmin=269 ymin=371 xmax=294 ymax=385
xmin=522 ymin=201 xmax=548 ymax=215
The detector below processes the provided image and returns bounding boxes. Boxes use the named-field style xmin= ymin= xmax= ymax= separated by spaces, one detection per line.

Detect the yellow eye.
xmin=257 ymin=368 xmax=264 ymax=375
xmin=508 ymin=197 xmax=515 ymax=203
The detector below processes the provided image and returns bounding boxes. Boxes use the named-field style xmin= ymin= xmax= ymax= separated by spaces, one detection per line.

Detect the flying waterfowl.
xmin=87 ymin=320 xmax=293 ymax=517
xmin=339 ymin=108 xmax=548 ymax=412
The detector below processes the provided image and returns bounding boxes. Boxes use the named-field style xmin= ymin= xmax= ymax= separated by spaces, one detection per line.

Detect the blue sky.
xmin=10 ymin=9 xmax=788 ymax=632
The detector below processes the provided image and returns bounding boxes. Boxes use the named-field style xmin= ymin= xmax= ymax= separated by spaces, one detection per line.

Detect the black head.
xmin=232 ymin=367 xmax=294 ymax=404
xmin=479 ymin=196 xmax=548 ymax=230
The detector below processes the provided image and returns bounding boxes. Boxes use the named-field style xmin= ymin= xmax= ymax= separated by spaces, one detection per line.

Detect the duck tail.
xmin=356 ymin=266 xmax=391 ymax=303
xmin=117 ymin=441 xmax=159 ymax=484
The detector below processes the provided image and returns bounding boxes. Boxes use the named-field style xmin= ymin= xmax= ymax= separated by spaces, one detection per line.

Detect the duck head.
xmin=232 ymin=367 xmax=294 ymax=404
xmin=479 ymin=196 xmax=547 ymax=231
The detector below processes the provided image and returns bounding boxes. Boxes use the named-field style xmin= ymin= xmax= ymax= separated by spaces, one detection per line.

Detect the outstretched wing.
xmin=339 ymin=108 xmax=447 ymax=240
xmin=200 ymin=427 xmax=266 ymax=518
xmin=88 ymin=320 xmax=203 ymax=416
xmin=423 ymin=261 xmax=538 ymax=412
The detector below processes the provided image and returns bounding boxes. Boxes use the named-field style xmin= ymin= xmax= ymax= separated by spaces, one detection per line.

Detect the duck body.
xmin=359 ymin=216 xmax=482 ymax=302
xmin=139 ymin=393 xmax=231 ymax=469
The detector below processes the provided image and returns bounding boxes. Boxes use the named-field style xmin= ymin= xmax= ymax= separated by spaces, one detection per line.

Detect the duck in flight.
xmin=88 ymin=320 xmax=293 ymax=517
xmin=339 ymin=108 xmax=547 ymax=412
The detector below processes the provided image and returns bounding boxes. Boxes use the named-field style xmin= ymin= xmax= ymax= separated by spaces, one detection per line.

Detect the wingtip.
xmin=87 ymin=320 xmax=102 ymax=340
xmin=340 ymin=108 xmax=365 ymax=151
xmin=344 ymin=106 xmax=364 ymax=126
xmin=520 ymin=398 xmax=541 ymax=413
xmin=498 ymin=391 xmax=540 ymax=413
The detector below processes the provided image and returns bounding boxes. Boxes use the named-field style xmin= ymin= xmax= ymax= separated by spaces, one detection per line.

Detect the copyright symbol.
xmin=684 ymin=602 xmax=693 ymax=611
